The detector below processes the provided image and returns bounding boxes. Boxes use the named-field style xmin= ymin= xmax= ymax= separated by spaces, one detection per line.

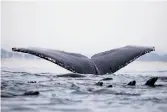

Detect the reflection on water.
xmin=1 ymin=59 xmax=167 ymax=112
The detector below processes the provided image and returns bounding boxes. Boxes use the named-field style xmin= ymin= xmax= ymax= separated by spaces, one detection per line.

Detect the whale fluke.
xmin=12 ymin=45 xmax=154 ymax=75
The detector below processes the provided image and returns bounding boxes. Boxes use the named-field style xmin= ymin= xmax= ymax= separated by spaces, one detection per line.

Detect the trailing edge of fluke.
xmin=12 ymin=45 xmax=155 ymax=75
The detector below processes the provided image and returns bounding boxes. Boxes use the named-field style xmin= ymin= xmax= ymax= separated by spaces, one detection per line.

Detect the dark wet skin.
xmin=95 ymin=82 xmax=103 ymax=86
xmin=28 ymin=81 xmax=37 ymax=83
xmin=23 ymin=91 xmax=40 ymax=96
xmin=145 ymin=77 xmax=158 ymax=87
xmin=95 ymin=77 xmax=158 ymax=87
xmin=107 ymin=85 xmax=113 ymax=88
xmin=1 ymin=91 xmax=40 ymax=97
xmin=126 ymin=77 xmax=158 ymax=87
xmin=57 ymin=73 xmax=85 ymax=78
xmin=101 ymin=78 xmax=113 ymax=81
xmin=127 ymin=80 xmax=136 ymax=86
xmin=57 ymin=73 xmax=158 ymax=87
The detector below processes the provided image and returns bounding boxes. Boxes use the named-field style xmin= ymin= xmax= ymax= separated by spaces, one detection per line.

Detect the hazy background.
xmin=1 ymin=1 xmax=167 ymax=56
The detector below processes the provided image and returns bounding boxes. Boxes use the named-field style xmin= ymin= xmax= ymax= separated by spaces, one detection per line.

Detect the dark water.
xmin=1 ymin=60 xmax=167 ymax=112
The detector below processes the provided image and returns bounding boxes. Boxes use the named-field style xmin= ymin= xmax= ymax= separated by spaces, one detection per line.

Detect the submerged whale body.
xmin=12 ymin=45 xmax=155 ymax=75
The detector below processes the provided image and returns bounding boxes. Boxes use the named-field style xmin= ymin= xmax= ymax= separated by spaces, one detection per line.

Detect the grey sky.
xmin=1 ymin=1 xmax=167 ymax=55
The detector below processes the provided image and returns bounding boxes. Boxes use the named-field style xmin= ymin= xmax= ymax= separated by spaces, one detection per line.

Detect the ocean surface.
xmin=1 ymin=59 xmax=167 ymax=112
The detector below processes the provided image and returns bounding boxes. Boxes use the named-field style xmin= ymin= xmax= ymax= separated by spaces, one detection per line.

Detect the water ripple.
xmin=1 ymin=69 xmax=167 ymax=112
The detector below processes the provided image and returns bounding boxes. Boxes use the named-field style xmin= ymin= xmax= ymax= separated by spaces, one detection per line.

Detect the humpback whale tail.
xmin=12 ymin=45 xmax=155 ymax=75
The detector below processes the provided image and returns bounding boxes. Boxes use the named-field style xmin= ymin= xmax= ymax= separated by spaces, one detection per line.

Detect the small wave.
xmin=138 ymin=97 xmax=167 ymax=104
xmin=1 ymin=91 xmax=19 ymax=98
xmin=92 ymin=89 xmax=141 ymax=96
xmin=49 ymin=97 xmax=81 ymax=105
xmin=2 ymin=70 xmax=30 ymax=74
xmin=1 ymin=90 xmax=40 ymax=98
xmin=156 ymin=70 xmax=167 ymax=73
xmin=159 ymin=76 xmax=167 ymax=82
xmin=1 ymin=68 xmax=167 ymax=112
